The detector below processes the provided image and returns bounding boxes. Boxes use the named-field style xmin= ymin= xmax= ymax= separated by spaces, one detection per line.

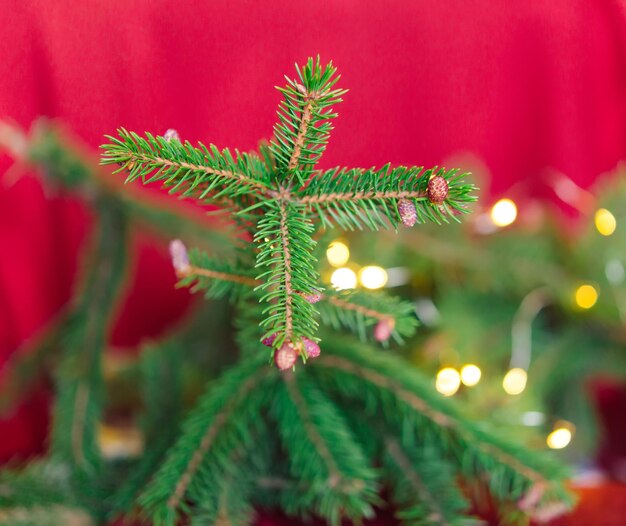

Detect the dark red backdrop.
xmin=1 ymin=1 xmax=626 ymax=523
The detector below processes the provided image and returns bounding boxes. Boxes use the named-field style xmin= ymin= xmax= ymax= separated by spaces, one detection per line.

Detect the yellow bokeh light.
xmin=595 ymin=208 xmax=617 ymax=236
xmin=326 ymin=241 xmax=350 ymax=267
xmin=436 ymin=367 xmax=461 ymax=396
xmin=359 ymin=266 xmax=388 ymax=290
xmin=575 ymin=284 xmax=598 ymax=309
xmin=546 ymin=428 xmax=572 ymax=449
xmin=502 ymin=368 xmax=527 ymax=395
xmin=330 ymin=267 xmax=357 ymax=290
xmin=460 ymin=364 xmax=482 ymax=386
xmin=490 ymin=198 xmax=518 ymax=227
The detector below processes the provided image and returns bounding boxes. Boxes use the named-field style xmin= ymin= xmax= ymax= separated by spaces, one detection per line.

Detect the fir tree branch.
xmin=282 ymin=372 xmax=342 ymax=485
xmin=298 ymin=166 xmax=475 ymax=230
xmin=326 ymin=353 xmax=546 ymax=480
xmin=107 ymin=341 xmax=185 ymax=518
xmin=0 ymin=462 xmax=77 ymax=510
xmin=254 ymin=200 xmax=319 ymax=347
xmin=165 ymin=371 xmax=262 ymax=510
xmin=384 ymin=438 xmax=474 ymax=526
xmin=319 ymin=290 xmax=418 ymax=344
xmin=138 ymin=355 xmax=275 ymax=525
xmin=1 ymin=121 xmax=237 ymax=249
xmin=272 ymin=372 xmax=377 ymax=525
xmin=100 ymin=129 xmax=271 ymax=204
xmin=51 ymin=197 xmax=128 ymax=473
xmin=271 ymin=57 xmax=347 ymax=185
xmin=325 ymin=295 xmax=393 ymax=322
xmin=384 ymin=439 xmax=447 ymax=526
xmin=0 ymin=505 xmax=95 ymax=526
xmin=312 ymin=341 xmax=570 ymax=504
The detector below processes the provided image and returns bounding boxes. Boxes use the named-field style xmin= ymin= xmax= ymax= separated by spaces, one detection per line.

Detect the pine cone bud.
xmin=374 ymin=318 xmax=395 ymax=342
xmin=262 ymin=333 xmax=277 ymax=347
xmin=398 ymin=199 xmax=417 ymax=227
xmin=274 ymin=342 xmax=298 ymax=370
xmin=169 ymin=239 xmax=190 ymax=275
xmin=427 ymin=176 xmax=449 ymax=204
xmin=164 ymin=129 xmax=180 ymax=142
xmin=302 ymin=337 xmax=321 ymax=358
xmin=303 ymin=292 xmax=322 ymax=304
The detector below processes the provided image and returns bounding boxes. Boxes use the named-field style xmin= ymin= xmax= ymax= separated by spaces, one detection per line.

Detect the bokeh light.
xmin=326 ymin=241 xmax=350 ymax=267
xmin=330 ymin=267 xmax=357 ymax=290
xmin=359 ymin=265 xmax=388 ymax=289
xmin=575 ymin=284 xmax=598 ymax=309
xmin=594 ymin=208 xmax=617 ymax=236
xmin=490 ymin=198 xmax=517 ymax=227
xmin=546 ymin=427 xmax=572 ymax=450
xmin=502 ymin=367 xmax=527 ymax=395
xmin=460 ymin=364 xmax=482 ymax=386
xmin=436 ymin=367 xmax=461 ymax=396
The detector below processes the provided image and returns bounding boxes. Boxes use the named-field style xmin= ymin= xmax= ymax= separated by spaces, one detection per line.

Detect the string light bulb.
xmin=502 ymin=367 xmax=527 ymax=395
xmin=326 ymin=241 xmax=350 ymax=267
xmin=547 ymin=423 xmax=574 ymax=450
xmin=436 ymin=367 xmax=461 ymax=396
xmin=594 ymin=208 xmax=617 ymax=236
xmin=460 ymin=364 xmax=482 ymax=386
xmin=359 ymin=265 xmax=388 ymax=289
xmin=330 ymin=267 xmax=357 ymax=290
xmin=575 ymin=284 xmax=598 ymax=309
xmin=490 ymin=198 xmax=517 ymax=227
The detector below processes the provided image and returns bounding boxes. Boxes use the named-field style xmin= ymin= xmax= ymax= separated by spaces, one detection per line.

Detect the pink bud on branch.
xmin=427 ymin=175 xmax=449 ymax=204
xmin=398 ymin=199 xmax=417 ymax=227
xmin=169 ymin=239 xmax=190 ymax=275
xmin=164 ymin=129 xmax=180 ymax=142
xmin=274 ymin=342 xmax=298 ymax=370
xmin=303 ymin=292 xmax=322 ymax=304
xmin=302 ymin=337 xmax=321 ymax=358
xmin=374 ymin=318 xmax=395 ymax=342
xmin=262 ymin=333 xmax=277 ymax=347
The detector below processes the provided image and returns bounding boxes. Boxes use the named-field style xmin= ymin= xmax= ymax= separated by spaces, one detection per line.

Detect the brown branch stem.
xmin=287 ymin=99 xmax=314 ymax=171
xmin=278 ymin=201 xmax=295 ymax=338
xmin=298 ymin=189 xmax=427 ymax=205
xmin=325 ymin=295 xmax=394 ymax=322
xmin=178 ymin=265 xmax=259 ymax=287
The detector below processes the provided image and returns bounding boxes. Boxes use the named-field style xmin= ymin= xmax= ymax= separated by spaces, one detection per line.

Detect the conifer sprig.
xmin=299 ymin=166 xmax=475 ymax=230
xmin=100 ymin=57 xmax=476 ymax=366
xmin=100 ymin=129 xmax=270 ymax=212
xmin=271 ymin=57 xmax=347 ymax=185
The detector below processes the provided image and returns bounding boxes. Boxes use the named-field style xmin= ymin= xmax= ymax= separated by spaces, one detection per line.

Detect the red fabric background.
xmin=1 ymin=1 xmax=626 ymax=523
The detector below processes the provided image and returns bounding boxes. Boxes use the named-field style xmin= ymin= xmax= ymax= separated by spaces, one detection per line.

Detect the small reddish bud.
xmin=427 ymin=175 xmax=449 ymax=205
xmin=398 ymin=199 xmax=417 ymax=227
xmin=164 ymin=129 xmax=180 ymax=142
xmin=374 ymin=318 xmax=395 ymax=342
xmin=302 ymin=337 xmax=321 ymax=358
xmin=274 ymin=342 xmax=298 ymax=370
xmin=303 ymin=292 xmax=322 ymax=304
xmin=262 ymin=333 xmax=277 ymax=347
xmin=169 ymin=239 xmax=190 ymax=275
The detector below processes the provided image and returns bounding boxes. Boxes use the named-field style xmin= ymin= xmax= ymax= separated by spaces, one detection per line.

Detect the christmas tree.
xmin=0 ymin=58 xmax=571 ymax=525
